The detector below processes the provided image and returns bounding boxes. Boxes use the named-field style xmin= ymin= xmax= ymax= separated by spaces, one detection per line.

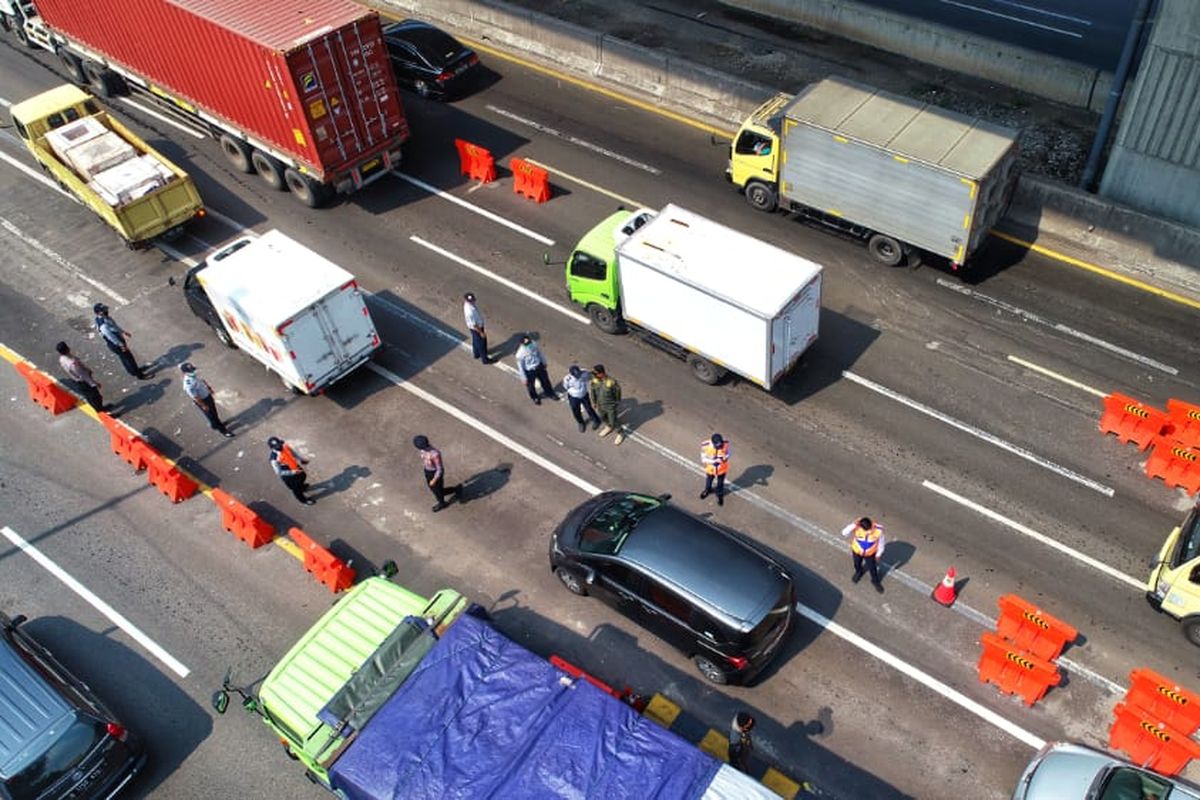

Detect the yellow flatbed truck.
xmin=9 ymin=84 xmax=204 ymax=248
xmin=1146 ymin=502 xmax=1200 ymax=647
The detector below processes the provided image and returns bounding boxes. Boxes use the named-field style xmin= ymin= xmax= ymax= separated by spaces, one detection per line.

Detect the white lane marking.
xmin=937 ymin=279 xmax=1178 ymax=375
xmin=1 ymin=525 xmax=191 ymax=678
xmin=0 ymin=97 xmax=9 ymax=107
xmin=0 ymin=150 xmax=78 ymax=199
xmin=795 ymin=601 xmax=1046 ymax=750
xmin=842 ymin=370 xmax=1114 ymax=497
xmin=0 ymin=215 xmax=130 ymax=305
xmin=525 ymin=158 xmax=646 ymax=208
xmin=117 ymin=98 xmax=206 ymax=139
xmin=936 ymin=0 xmax=1084 ymax=37
xmin=393 ymin=172 xmax=555 ymax=246
xmin=923 ymin=480 xmax=1144 ymax=590
xmin=485 ymin=105 xmax=662 ymax=175
xmin=409 ymin=236 xmax=590 ymax=325
xmin=1007 ymin=355 xmax=1107 ymax=398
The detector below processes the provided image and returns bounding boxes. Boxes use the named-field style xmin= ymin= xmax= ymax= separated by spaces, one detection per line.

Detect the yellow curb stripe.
xmin=274 ymin=536 xmax=304 ymax=561
xmin=991 ymin=230 xmax=1200 ymax=310
xmin=0 ymin=343 xmax=25 ymax=365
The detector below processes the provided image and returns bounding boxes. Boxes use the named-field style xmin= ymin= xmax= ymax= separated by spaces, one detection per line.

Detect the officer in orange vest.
xmin=269 ymin=436 xmax=314 ymax=505
xmin=699 ymin=433 xmax=730 ymax=506
xmin=842 ymin=516 xmax=886 ymax=593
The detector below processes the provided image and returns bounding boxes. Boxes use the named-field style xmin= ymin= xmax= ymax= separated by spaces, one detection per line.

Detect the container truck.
xmin=183 ymin=230 xmax=380 ymax=395
xmin=9 ymin=84 xmax=205 ymax=248
xmin=727 ymin=77 xmax=1019 ymax=269
xmin=213 ymin=577 xmax=781 ymax=800
xmin=1146 ymin=502 xmax=1200 ymax=647
xmin=11 ymin=0 xmax=408 ymax=207
xmin=560 ymin=204 xmax=822 ymax=389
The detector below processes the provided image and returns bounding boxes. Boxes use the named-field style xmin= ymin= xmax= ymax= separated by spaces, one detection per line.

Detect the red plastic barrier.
xmin=510 ymin=157 xmax=551 ymax=203
xmin=1124 ymin=668 xmax=1200 ymax=736
xmin=995 ymin=594 xmax=1078 ymax=662
xmin=454 ymin=138 xmax=496 ymax=183
xmin=550 ymin=655 xmax=621 ymax=699
xmin=1098 ymin=392 xmax=1169 ymax=451
xmin=288 ymin=527 xmax=355 ymax=593
xmin=139 ymin=444 xmax=198 ymax=503
xmin=1167 ymin=399 xmax=1200 ymax=448
xmin=1108 ymin=702 xmax=1200 ymax=777
xmin=14 ymin=361 xmax=77 ymax=415
xmin=1144 ymin=437 xmax=1200 ymax=496
xmin=97 ymin=412 xmax=148 ymax=471
xmin=977 ymin=631 xmax=1061 ymax=706
xmin=211 ymin=488 xmax=275 ymax=549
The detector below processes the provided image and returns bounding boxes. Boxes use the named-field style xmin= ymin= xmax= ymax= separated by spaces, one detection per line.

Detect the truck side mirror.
xmin=381 ymin=559 xmax=398 ymax=578
xmin=212 ymin=690 xmax=229 ymax=715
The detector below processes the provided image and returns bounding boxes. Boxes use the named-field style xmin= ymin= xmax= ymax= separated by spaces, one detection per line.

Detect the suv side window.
xmin=596 ymin=561 xmax=637 ymax=591
xmin=641 ymin=577 xmax=691 ymax=620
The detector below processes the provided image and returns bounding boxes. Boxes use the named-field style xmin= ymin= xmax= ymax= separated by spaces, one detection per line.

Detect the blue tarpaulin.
xmin=327 ymin=612 xmax=722 ymax=800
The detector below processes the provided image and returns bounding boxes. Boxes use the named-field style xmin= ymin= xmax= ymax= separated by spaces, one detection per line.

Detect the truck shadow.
xmin=771 ymin=307 xmax=880 ymax=405
xmin=364 ymin=290 xmax=465 ymax=380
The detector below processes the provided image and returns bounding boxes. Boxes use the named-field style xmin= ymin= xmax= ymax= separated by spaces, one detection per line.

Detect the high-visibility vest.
xmin=279 ymin=444 xmax=302 ymax=472
xmin=851 ymin=525 xmax=882 ymax=557
xmin=700 ymin=440 xmax=730 ymax=476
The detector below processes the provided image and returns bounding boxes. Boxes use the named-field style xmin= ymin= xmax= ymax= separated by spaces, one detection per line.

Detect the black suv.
xmin=0 ymin=612 xmax=143 ymax=799
xmin=550 ymin=491 xmax=795 ymax=685
xmin=381 ymin=20 xmax=481 ymax=100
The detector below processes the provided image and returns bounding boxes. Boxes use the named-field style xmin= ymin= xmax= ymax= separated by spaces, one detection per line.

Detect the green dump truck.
xmin=9 ymin=84 xmax=204 ymax=248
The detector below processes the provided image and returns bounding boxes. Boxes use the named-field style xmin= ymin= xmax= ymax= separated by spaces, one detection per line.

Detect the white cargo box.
xmin=197 ymin=230 xmax=380 ymax=394
xmin=616 ymin=204 xmax=821 ymax=390
xmin=48 ymin=124 xmax=137 ymax=179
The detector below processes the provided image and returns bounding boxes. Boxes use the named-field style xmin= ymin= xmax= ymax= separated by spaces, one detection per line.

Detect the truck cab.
xmin=564 ymin=208 xmax=654 ymax=333
xmin=725 ymin=92 xmax=788 ymax=212
xmin=1146 ymin=503 xmax=1200 ymax=647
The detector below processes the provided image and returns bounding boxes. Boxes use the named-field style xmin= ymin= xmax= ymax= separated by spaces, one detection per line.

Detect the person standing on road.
xmin=180 ymin=362 xmax=234 ymax=438
xmin=463 ymin=292 xmax=490 ymax=364
xmin=413 ymin=435 xmax=461 ymax=512
xmin=93 ymin=303 xmax=146 ymax=379
xmin=728 ymin=711 xmax=755 ymax=773
xmin=562 ymin=365 xmax=601 ymax=432
xmin=269 ymin=436 xmax=315 ymax=505
xmin=699 ymin=433 xmax=730 ymax=506
xmin=515 ymin=334 xmax=557 ymax=405
xmin=55 ymin=341 xmax=105 ymax=412
xmin=842 ymin=516 xmax=886 ymax=593
xmin=589 ymin=364 xmax=624 ymax=445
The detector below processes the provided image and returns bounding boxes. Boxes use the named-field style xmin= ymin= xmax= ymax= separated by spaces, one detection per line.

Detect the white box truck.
xmin=563 ymin=204 xmax=822 ymax=389
xmin=183 ymin=230 xmax=380 ymax=394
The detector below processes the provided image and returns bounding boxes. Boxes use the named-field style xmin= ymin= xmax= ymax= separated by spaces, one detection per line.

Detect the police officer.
xmin=589 ymin=364 xmax=624 ymax=445
xmin=515 ymin=334 xmax=556 ymax=404
xmin=842 ymin=516 xmax=886 ymax=593
xmin=562 ymin=365 xmax=601 ymax=432
xmin=269 ymin=436 xmax=314 ymax=505
xmin=180 ymin=362 xmax=233 ymax=437
xmin=728 ymin=711 xmax=755 ymax=773
xmin=93 ymin=303 xmax=146 ymax=379
xmin=413 ymin=435 xmax=461 ymax=512
xmin=462 ymin=292 xmax=490 ymax=363
xmin=55 ymin=341 xmax=104 ymax=411
xmin=699 ymin=433 xmax=730 ymax=506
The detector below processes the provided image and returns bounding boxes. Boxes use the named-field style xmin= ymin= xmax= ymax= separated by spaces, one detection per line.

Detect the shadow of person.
xmin=619 ymin=398 xmax=662 ymax=432
xmin=490 ymin=332 xmax=526 ymax=361
xmin=879 ymin=540 xmax=916 ymax=577
xmin=111 ymin=378 xmax=170 ymax=414
xmin=456 ymin=462 xmax=512 ymax=505
xmin=144 ymin=342 xmax=207 ymax=378
xmin=730 ymin=464 xmax=774 ymax=491
xmin=224 ymin=396 xmax=289 ymax=431
xmin=309 ymin=465 xmax=372 ymax=500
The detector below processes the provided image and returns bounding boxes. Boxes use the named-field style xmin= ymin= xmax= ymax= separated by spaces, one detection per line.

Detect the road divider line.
xmin=118 ymin=97 xmax=206 ymax=139
xmin=485 ymin=105 xmax=662 ymax=175
xmin=842 ymin=370 xmax=1114 ymax=497
xmin=1006 ymin=355 xmax=1107 ymax=398
xmin=923 ymin=480 xmax=1144 ymax=590
xmin=0 ymin=215 xmax=130 ymax=305
xmin=1 ymin=525 xmax=191 ymax=678
xmin=525 ymin=159 xmax=646 ymax=208
xmin=409 ymin=236 xmax=589 ymax=325
xmin=0 ymin=150 xmax=78 ymax=199
xmin=795 ymin=601 xmax=1046 ymax=750
xmin=394 ymin=172 xmax=555 ymax=246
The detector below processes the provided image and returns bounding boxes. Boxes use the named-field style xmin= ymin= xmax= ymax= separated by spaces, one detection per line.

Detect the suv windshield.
xmin=7 ymin=716 xmax=105 ymax=797
xmin=579 ymin=495 xmax=662 ymax=555
xmin=1097 ymin=766 xmax=1168 ymax=800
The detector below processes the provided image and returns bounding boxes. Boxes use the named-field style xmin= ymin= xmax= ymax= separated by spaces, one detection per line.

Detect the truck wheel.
xmin=867 ymin=234 xmax=904 ymax=266
xmin=555 ymin=568 xmax=587 ymax=596
xmin=744 ymin=181 xmax=777 ymax=212
xmin=283 ymin=168 xmax=331 ymax=208
xmin=84 ymin=64 xmax=117 ymax=97
xmin=210 ymin=322 xmax=235 ymax=349
xmin=1183 ymin=618 xmax=1200 ymax=648
xmin=219 ymin=135 xmax=254 ymax=173
xmin=59 ymin=52 xmax=86 ymax=84
xmin=14 ymin=22 xmax=32 ymax=48
xmin=587 ymin=304 xmax=623 ymax=334
xmin=280 ymin=374 xmax=302 ymax=395
xmin=250 ymin=150 xmax=287 ymax=191
xmin=693 ymin=655 xmax=729 ymax=685
xmin=688 ymin=355 xmax=724 ymax=385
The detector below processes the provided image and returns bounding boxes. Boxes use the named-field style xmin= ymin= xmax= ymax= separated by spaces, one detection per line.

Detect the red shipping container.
xmin=34 ymin=0 xmax=408 ymax=187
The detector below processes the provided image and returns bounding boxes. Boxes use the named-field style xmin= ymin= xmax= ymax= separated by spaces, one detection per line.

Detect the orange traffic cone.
xmin=932 ymin=566 xmax=958 ymax=607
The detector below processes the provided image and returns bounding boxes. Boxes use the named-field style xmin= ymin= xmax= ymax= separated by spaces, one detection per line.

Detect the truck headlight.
xmin=1155 ymin=579 xmax=1171 ymax=599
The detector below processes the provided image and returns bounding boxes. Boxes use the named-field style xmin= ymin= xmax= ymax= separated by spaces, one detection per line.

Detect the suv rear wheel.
xmin=556 ymin=568 xmax=587 ymax=596
xmin=693 ymin=654 xmax=729 ymax=685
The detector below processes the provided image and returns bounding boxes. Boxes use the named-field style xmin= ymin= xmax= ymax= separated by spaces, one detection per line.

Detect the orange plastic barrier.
xmin=977 ymin=631 xmax=1061 ymax=706
xmin=454 ymin=138 xmax=496 ymax=183
xmin=1098 ymin=392 xmax=1169 ymax=451
xmin=97 ymin=412 xmax=148 ymax=471
xmin=995 ymin=594 xmax=1078 ymax=662
xmin=211 ymin=488 xmax=275 ymax=549
xmin=510 ymin=157 xmax=551 ymax=203
xmin=1144 ymin=437 xmax=1200 ymax=496
xmin=288 ymin=527 xmax=355 ymax=593
xmin=1125 ymin=668 xmax=1200 ymax=735
xmin=14 ymin=361 xmax=77 ymax=415
xmin=1167 ymin=398 xmax=1200 ymax=448
xmin=140 ymin=444 xmax=199 ymax=503
xmin=1108 ymin=702 xmax=1200 ymax=777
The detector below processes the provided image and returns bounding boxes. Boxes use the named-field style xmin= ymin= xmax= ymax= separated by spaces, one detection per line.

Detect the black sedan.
xmin=381 ymin=20 xmax=481 ymax=100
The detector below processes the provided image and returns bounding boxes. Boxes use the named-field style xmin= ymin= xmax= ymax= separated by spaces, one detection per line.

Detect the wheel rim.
xmin=284 ymin=171 xmax=315 ymax=205
xmin=558 ymin=570 xmax=582 ymax=594
xmin=1186 ymin=622 xmax=1200 ymax=647
xmin=695 ymin=656 xmax=725 ymax=683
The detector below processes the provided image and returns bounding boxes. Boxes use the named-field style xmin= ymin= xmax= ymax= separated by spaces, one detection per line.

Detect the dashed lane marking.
xmin=525 ymin=158 xmax=646 ymax=208
xmin=1006 ymin=355 xmax=1108 ymax=398
xmin=0 ymin=214 xmax=130 ymax=305
xmin=117 ymin=97 xmax=206 ymax=139
xmin=485 ymin=105 xmax=662 ymax=175
xmin=393 ymin=172 xmax=555 ymax=246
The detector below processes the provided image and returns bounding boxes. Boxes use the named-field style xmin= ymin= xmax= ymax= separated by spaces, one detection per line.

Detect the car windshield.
xmin=1097 ymin=766 xmax=1170 ymax=800
xmin=1175 ymin=505 xmax=1200 ymax=568
xmin=579 ymin=495 xmax=662 ymax=555
xmin=7 ymin=716 xmax=105 ymax=797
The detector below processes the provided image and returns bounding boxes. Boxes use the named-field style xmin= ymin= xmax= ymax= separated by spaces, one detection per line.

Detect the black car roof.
xmin=382 ymin=20 xmax=467 ymax=65
xmin=618 ymin=505 xmax=790 ymax=626
xmin=0 ymin=628 xmax=74 ymax=775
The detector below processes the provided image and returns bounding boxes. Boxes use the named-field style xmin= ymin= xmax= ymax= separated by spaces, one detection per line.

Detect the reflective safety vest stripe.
xmin=851 ymin=526 xmax=881 ymax=557
xmin=279 ymin=445 xmax=301 ymax=472
xmin=700 ymin=441 xmax=730 ymax=476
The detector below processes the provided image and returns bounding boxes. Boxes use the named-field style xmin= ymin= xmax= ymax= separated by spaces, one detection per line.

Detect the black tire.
xmin=1183 ymin=618 xmax=1200 ymax=648
xmin=555 ymin=568 xmax=587 ymax=597
xmin=211 ymin=322 xmax=235 ymax=349
xmin=280 ymin=373 xmax=302 ymax=395
xmin=693 ymin=655 xmax=729 ymax=685
xmin=867 ymin=233 xmax=904 ymax=266
xmin=687 ymin=355 xmax=724 ymax=385
xmin=219 ymin=134 xmax=253 ymax=173
xmin=744 ymin=180 xmax=777 ymax=212
xmin=250 ymin=150 xmax=287 ymax=191
xmin=283 ymin=168 xmax=331 ymax=208
xmin=60 ymin=51 xmax=86 ymax=84
xmin=84 ymin=63 xmax=116 ymax=97
xmin=588 ymin=303 xmax=623 ymax=334
xmin=15 ymin=22 xmax=32 ymax=48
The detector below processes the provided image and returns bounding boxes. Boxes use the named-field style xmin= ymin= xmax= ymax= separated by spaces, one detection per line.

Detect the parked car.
xmin=0 ymin=612 xmax=144 ymax=799
xmin=1012 ymin=741 xmax=1200 ymax=800
xmin=549 ymin=491 xmax=795 ymax=685
xmin=381 ymin=19 xmax=480 ymax=99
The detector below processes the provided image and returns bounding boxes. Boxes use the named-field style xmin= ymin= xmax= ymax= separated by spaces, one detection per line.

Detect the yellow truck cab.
xmin=9 ymin=84 xmax=204 ymax=248
xmin=726 ymin=91 xmax=789 ymax=202
xmin=1146 ymin=503 xmax=1200 ymax=647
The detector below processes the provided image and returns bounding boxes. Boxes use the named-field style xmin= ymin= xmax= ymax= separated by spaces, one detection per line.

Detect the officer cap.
xmin=267 ymin=436 xmax=283 ymax=450
xmin=93 ymin=302 xmax=109 ymax=314
xmin=55 ymin=341 xmax=69 ymax=354
xmin=179 ymin=362 xmax=196 ymax=373
xmin=711 ymin=433 xmax=723 ymax=446
xmin=859 ymin=516 xmax=873 ymax=529
xmin=568 ymin=365 xmax=582 ymax=378
xmin=520 ymin=334 xmax=532 ymax=344
xmin=413 ymin=435 xmax=430 ymax=449
xmin=592 ymin=364 xmax=605 ymax=376
xmin=463 ymin=292 xmax=475 ymax=302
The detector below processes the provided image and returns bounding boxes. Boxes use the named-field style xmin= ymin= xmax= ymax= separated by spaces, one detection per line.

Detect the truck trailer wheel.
xmin=867 ymin=234 xmax=904 ymax=266
xmin=587 ymin=304 xmax=623 ymax=334
xmin=283 ymin=168 xmax=331 ymax=208
xmin=1183 ymin=617 xmax=1200 ymax=648
xmin=59 ymin=51 xmax=86 ymax=84
xmin=744 ymin=181 xmax=777 ymax=212
xmin=84 ymin=63 xmax=118 ymax=97
xmin=250 ymin=150 xmax=287 ymax=191
xmin=688 ymin=355 xmax=725 ymax=385
xmin=219 ymin=134 xmax=254 ymax=173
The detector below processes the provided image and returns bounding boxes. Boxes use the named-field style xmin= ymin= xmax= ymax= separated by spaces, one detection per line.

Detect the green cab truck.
xmin=1147 ymin=503 xmax=1200 ymax=647
xmin=9 ymin=84 xmax=204 ymax=248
